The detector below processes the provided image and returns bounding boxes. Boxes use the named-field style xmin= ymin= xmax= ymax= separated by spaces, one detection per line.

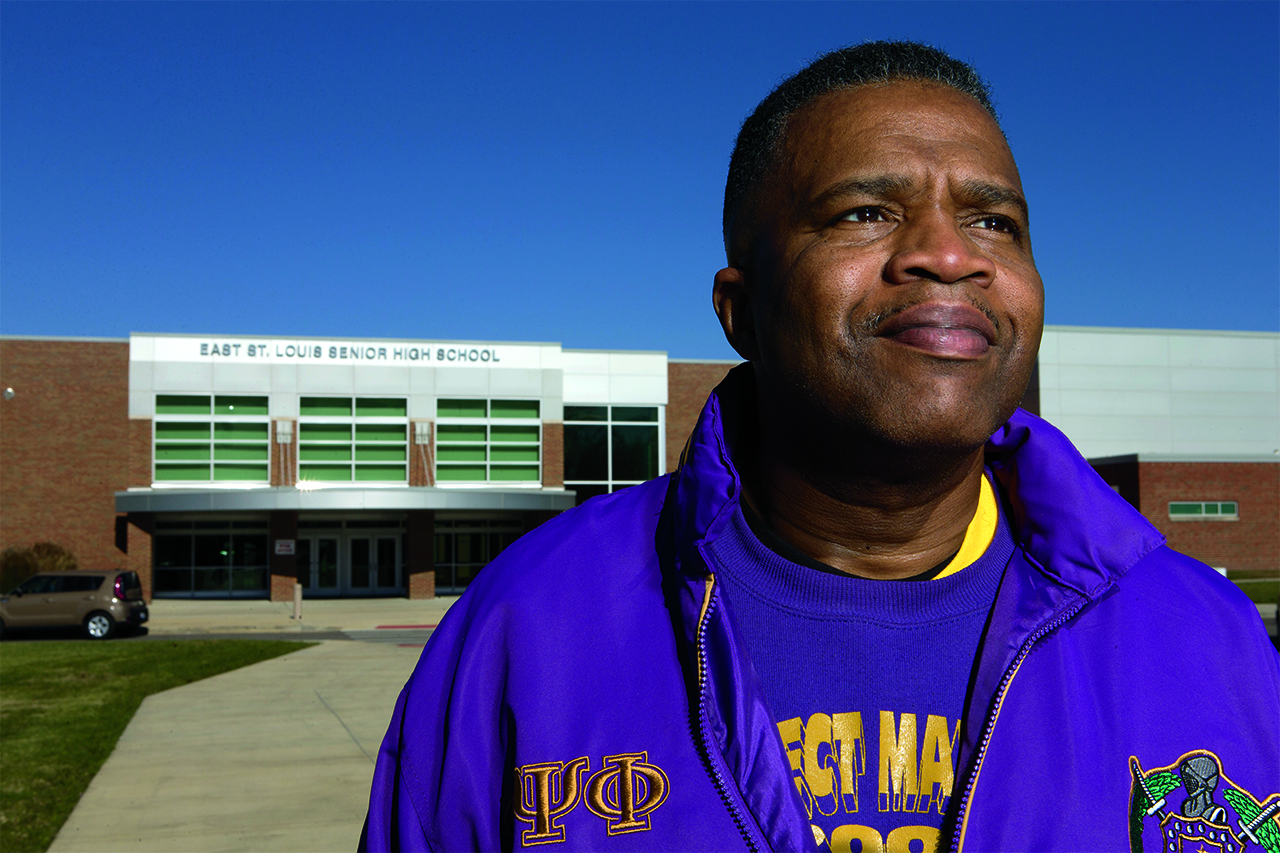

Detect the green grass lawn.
xmin=0 ymin=639 xmax=313 ymax=853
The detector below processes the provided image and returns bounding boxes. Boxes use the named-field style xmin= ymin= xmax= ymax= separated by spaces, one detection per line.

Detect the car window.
xmin=64 ymin=575 xmax=105 ymax=592
xmin=121 ymin=572 xmax=141 ymax=591
xmin=15 ymin=576 xmax=62 ymax=594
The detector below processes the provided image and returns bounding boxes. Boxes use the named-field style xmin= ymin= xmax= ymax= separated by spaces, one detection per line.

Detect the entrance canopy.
xmin=115 ymin=486 xmax=577 ymax=514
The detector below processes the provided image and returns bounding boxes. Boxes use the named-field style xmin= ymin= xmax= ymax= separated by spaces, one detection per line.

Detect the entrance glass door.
xmin=297 ymin=536 xmax=340 ymax=596
xmin=346 ymin=535 xmax=400 ymax=594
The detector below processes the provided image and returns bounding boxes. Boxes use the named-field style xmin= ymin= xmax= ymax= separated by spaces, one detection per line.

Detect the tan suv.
xmin=0 ymin=571 xmax=149 ymax=639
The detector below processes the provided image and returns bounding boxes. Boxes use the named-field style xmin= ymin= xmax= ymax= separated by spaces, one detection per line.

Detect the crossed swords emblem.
xmin=1131 ymin=757 xmax=1280 ymax=846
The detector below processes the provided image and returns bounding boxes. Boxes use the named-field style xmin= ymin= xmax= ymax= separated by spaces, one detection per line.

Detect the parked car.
xmin=0 ymin=571 xmax=148 ymax=639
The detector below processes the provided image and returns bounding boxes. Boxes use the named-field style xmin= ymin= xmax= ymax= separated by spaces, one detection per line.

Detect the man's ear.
xmin=713 ymin=267 xmax=761 ymax=361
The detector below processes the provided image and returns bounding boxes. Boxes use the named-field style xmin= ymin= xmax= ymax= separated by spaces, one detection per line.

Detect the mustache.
xmin=860 ymin=295 xmax=1001 ymax=337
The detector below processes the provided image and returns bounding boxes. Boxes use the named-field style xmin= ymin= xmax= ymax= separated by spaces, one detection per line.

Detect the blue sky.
xmin=2 ymin=1 xmax=1277 ymax=358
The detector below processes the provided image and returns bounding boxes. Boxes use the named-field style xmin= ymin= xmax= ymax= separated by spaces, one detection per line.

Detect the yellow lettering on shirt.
xmin=878 ymin=711 xmax=919 ymax=813
xmin=832 ymin=711 xmax=866 ymax=814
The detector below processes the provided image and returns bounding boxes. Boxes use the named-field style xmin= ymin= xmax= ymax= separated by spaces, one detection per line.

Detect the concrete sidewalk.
xmin=142 ymin=595 xmax=462 ymax=636
xmin=51 ymin=640 xmax=420 ymax=853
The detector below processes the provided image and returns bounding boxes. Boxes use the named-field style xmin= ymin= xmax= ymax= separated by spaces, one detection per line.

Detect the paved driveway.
xmin=50 ymin=641 xmax=420 ymax=853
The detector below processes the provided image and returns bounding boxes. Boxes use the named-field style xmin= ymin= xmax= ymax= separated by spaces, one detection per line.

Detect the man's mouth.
xmin=875 ymin=303 xmax=997 ymax=358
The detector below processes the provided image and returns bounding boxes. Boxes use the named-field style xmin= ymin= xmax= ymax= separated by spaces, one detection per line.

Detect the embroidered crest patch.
xmin=1129 ymin=751 xmax=1280 ymax=853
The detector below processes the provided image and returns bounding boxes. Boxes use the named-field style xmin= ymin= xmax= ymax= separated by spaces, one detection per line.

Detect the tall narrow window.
xmin=563 ymin=405 xmax=661 ymax=505
xmin=298 ymin=397 xmax=408 ymax=482
xmin=435 ymin=399 xmax=541 ymax=483
xmin=154 ymin=395 xmax=270 ymax=482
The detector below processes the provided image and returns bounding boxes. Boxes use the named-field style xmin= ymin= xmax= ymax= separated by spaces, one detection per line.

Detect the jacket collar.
xmin=672 ymin=363 xmax=1166 ymax=597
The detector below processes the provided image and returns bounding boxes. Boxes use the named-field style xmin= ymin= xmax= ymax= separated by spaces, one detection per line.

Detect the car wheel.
xmin=0 ymin=617 xmax=6 ymax=640
xmin=83 ymin=611 xmax=116 ymax=640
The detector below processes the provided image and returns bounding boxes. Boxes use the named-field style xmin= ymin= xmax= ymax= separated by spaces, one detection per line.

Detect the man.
xmin=363 ymin=42 xmax=1279 ymax=852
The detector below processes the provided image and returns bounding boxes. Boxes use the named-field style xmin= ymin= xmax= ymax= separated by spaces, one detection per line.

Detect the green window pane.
xmin=436 ymin=464 xmax=486 ymax=481
xmin=613 ymin=425 xmax=658 ymax=481
xmin=214 ymin=422 xmax=270 ymax=440
xmin=300 ymin=397 xmax=352 ymax=417
xmin=299 ymin=464 xmax=352 ymax=481
xmin=356 ymin=423 xmax=406 ymax=442
xmin=1203 ymin=503 xmax=1220 ymax=515
xmin=1221 ymin=502 xmax=1238 ymax=515
xmin=156 ymin=443 xmax=211 ymax=461
xmin=355 ymin=444 xmax=407 ymax=462
xmin=491 ymin=399 xmax=540 ymax=419
xmin=491 ymin=465 xmax=540 ymax=481
xmin=214 ymin=443 xmax=269 ymax=461
xmin=438 ymin=445 xmax=486 ymax=462
xmin=214 ymin=463 xmax=269 ymax=481
xmin=1169 ymin=503 xmax=1200 ymax=516
xmin=564 ymin=405 xmax=607 ymax=422
xmin=299 ymin=423 xmax=352 ymax=441
xmin=437 ymin=424 xmax=486 ymax=442
xmin=356 ymin=398 xmax=407 ymax=417
xmin=156 ymin=395 xmax=210 ymax=415
xmin=491 ymin=425 xmax=539 ymax=443
xmin=214 ymin=395 xmax=269 ymax=416
xmin=491 ymin=446 xmax=539 ymax=462
xmin=155 ymin=463 xmax=211 ymax=480
xmin=355 ymin=465 xmax=406 ymax=481
xmin=300 ymin=445 xmax=353 ymax=461
xmin=156 ymin=422 xmax=211 ymax=441
xmin=437 ymin=399 xmax=486 ymax=418
xmin=612 ymin=406 xmax=658 ymax=423
xmin=564 ymin=424 xmax=607 ymax=481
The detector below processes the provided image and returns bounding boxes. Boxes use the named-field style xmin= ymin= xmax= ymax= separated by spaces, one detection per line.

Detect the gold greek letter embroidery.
xmin=584 ymin=751 xmax=670 ymax=835
xmin=513 ymin=757 xmax=589 ymax=845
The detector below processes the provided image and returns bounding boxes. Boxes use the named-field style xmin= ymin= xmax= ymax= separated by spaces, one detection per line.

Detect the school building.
xmin=1 ymin=327 xmax=1275 ymax=601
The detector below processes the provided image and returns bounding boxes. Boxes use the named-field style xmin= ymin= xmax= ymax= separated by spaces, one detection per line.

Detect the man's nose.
xmin=884 ymin=212 xmax=994 ymax=286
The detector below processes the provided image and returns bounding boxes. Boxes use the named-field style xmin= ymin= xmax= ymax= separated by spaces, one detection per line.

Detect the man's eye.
xmin=843 ymin=207 xmax=889 ymax=223
xmin=974 ymin=215 xmax=1019 ymax=234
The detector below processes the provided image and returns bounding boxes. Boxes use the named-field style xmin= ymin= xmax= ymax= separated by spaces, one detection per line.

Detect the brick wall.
xmin=666 ymin=362 xmax=737 ymax=472
xmin=270 ymin=420 xmax=297 ymax=487
xmin=542 ymin=421 xmax=564 ymax=488
xmin=1139 ymin=462 xmax=1279 ymax=573
xmin=0 ymin=339 xmax=133 ymax=572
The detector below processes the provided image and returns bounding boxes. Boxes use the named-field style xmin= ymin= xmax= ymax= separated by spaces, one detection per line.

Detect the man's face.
xmin=715 ymin=82 xmax=1044 ymax=458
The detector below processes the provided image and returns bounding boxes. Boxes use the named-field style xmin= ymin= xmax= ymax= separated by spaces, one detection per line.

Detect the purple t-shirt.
xmin=706 ymin=490 xmax=1013 ymax=851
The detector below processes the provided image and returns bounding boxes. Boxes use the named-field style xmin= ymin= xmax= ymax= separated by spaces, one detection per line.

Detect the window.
xmin=1168 ymin=501 xmax=1239 ymax=520
xmin=298 ymin=397 xmax=408 ymax=482
xmin=563 ymin=405 xmax=661 ymax=505
xmin=154 ymin=395 xmax=270 ymax=482
xmin=435 ymin=399 xmax=541 ymax=483
xmin=152 ymin=520 xmax=270 ymax=597
xmin=434 ymin=516 xmax=523 ymax=593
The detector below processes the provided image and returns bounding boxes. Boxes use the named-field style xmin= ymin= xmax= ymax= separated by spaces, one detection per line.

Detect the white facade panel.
xmin=129 ymin=391 xmax=153 ymax=418
xmin=129 ymin=360 xmax=153 ymax=392
xmin=563 ymin=375 xmax=610 ymax=403
xmin=1056 ymin=389 xmax=1171 ymax=418
xmin=488 ymin=368 xmax=543 ymax=397
xmin=211 ymin=363 xmax=273 ymax=393
xmin=609 ymin=374 xmax=667 ymax=405
xmin=352 ymin=365 xmax=411 ymax=395
xmin=296 ymin=365 xmax=355 ymax=394
xmin=1038 ymin=327 xmax=1280 ymax=457
xmin=1054 ymin=331 xmax=1171 ymax=367
xmin=153 ymin=361 xmax=213 ymax=392
xmin=1054 ymin=365 xmax=1171 ymax=392
xmin=433 ymin=368 xmax=490 ymax=396
xmin=270 ymin=393 xmax=298 ymax=418
xmin=1170 ymin=368 xmax=1278 ymax=394
xmin=1167 ymin=335 xmax=1278 ymax=368
xmin=270 ymin=365 xmax=298 ymax=392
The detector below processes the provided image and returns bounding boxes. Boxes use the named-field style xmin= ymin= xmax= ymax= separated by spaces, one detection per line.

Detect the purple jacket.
xmin=363 ymin=366 xmax=1280 ymax=852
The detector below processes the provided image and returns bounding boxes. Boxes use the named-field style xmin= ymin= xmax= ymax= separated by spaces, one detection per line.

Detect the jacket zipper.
xmin=950 ymin=599 xmax=1088 ymax=852
xmin=694 ymin=575 xmax=762 ymax=852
